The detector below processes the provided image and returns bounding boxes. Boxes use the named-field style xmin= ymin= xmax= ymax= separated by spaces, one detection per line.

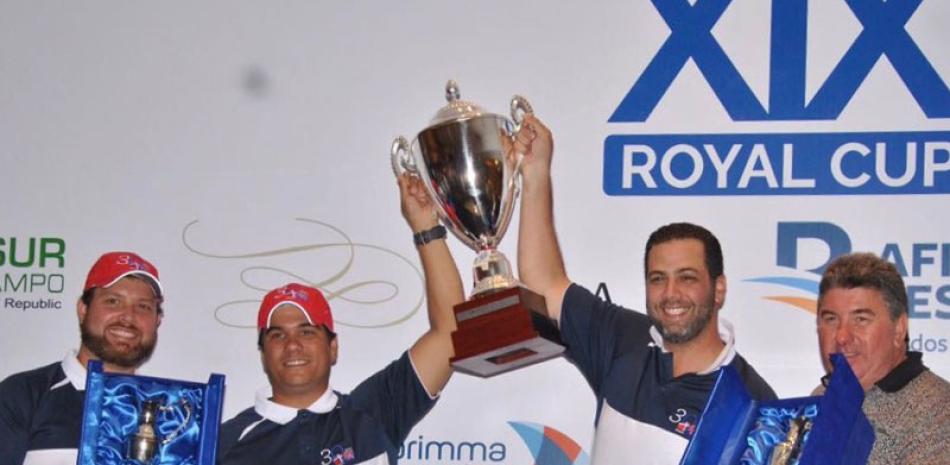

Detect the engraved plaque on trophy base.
xmin=450 ymin=286 xmax=564 ymax=377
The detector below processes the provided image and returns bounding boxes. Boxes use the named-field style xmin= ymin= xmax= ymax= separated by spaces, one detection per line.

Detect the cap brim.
xmin=103 ymin=271 xmax=163 ymax=299
xmin=263 ymin=301 xmax=333 ymax=334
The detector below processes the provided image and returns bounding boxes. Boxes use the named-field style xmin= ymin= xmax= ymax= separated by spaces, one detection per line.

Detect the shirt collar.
xmin=253 ymin=385 xmax=339 ymax=425
xmin=59 ymin=350 xmax=88 ymax=391
xmin=649 ymin=318 xmax=737 ymax=375
xmin=875 ymin=351 xmax=926 ymax=393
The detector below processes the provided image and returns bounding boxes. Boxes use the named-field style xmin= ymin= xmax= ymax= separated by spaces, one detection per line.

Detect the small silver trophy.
xmin=392 ymin=80 xmax=564 ymax=376
xmin=127 ymin=399 xmax=192 ymax=464
xmin=768 ymin=416 xmax=812 ymax=465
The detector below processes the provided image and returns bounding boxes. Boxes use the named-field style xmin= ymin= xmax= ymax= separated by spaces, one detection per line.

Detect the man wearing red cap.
xmin=0 ymin=251 xmax=164 ymax=465
xmin=217 ymin=174 xmax=464 ymax=465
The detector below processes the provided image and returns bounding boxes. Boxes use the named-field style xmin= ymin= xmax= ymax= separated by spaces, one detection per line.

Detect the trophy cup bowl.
xmin=392 ymin=80 xmax=564 ymax=377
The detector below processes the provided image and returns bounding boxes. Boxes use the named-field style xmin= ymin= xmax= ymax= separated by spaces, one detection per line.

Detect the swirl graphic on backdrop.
xmin=181 ymin=218 xmax=423 ymax=329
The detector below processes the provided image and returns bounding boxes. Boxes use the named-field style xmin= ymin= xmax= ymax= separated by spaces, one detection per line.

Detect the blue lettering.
xmin=936 ymin=284 xmax=950 ymax=319
xmin=399 ymin=435 xmax=506 ymax=462
xmin=881 ymin=243 xmax=909 ymax=277
xmin=610 ymin=0 xmax=949 ymax=122
xmin=907 ymin=285 xmax=931 ymax=319
xmin=610 ymin=0 xmax=765 ymax=122
xmin=489 ymin=443 xmax=506 ymax=462
xmin=777 ymin=222 xmax=851 ymax=274
xmin=912 ymin=243 xmax=938 ymax=277
xmin=808 ymin=0 xmax=949 ymax=119
xmin=602 ymin=132 xmax=950 ymax=196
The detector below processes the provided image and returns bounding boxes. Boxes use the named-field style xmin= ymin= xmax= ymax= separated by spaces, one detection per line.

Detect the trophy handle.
xmin=509 ymin=94 xmax=534 ymax=168
xmin=506 ymin=95 xmax=534 ymax=200
xmin=510 ymin=95 xmax=533 ymax=127
xmin=390 ymin=136 xmax=419 ymax=177
xmin=160 ymin=399 xmax=192 ymax=446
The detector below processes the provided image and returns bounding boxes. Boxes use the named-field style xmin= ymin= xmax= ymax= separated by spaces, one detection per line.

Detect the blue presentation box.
xmin=78 ymin=361 xmax=225 ymax=465
xmin=680 ymin=354 xmax=874 ymax=465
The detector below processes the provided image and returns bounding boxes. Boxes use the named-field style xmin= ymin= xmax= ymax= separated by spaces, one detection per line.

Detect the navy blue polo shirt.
xmin=0 ymin=352 xmax=88 ymax=465
xmin=559 ymin=283 xmax=776 ymax=465
xmin=218 ymin=351 xmax=437 ymax=465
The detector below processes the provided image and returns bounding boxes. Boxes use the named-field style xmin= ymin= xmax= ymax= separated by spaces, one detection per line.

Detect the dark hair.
xmin=644 ymin=222 xmax=724 ymax=279
xmin=818 ymin=252 xmax=907 ymax=321
xmin=80 ymin=275 xmax=164 ymax=315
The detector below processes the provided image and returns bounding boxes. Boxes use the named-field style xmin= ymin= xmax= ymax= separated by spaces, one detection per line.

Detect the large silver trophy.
xmin=392 ymin=80 xmax=564 ymax=377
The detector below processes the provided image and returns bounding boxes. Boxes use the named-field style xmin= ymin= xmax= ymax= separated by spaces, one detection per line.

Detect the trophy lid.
xmin=428 ymin=80 xmax=495 ymax=125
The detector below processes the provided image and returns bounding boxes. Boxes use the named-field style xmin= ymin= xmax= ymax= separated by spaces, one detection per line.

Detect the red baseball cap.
xmin=84 ymin=251 xmax=163 ymax=299
xmin=257 ymin=283 xmax=334 ymax=333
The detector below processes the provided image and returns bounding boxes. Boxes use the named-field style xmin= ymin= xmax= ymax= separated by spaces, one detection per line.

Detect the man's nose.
xmin=834 ymin=323 xmax=853 ymax=347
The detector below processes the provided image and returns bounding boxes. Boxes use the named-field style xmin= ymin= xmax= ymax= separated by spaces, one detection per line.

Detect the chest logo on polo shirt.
xmin=321 ymin=444 xmax=356 ymax=465
xmin=668 ymin=408 xmax=697 ymax=437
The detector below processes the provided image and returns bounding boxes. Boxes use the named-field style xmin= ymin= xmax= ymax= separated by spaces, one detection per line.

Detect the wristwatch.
xmin=413 ymin=225 xmax=447 ymax=246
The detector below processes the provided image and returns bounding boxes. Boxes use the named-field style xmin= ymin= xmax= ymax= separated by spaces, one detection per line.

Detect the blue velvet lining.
xmin=91 ymin=376 xmax=205 ymax=464
xmin=740 ymin=403 xmax=818 ymax=465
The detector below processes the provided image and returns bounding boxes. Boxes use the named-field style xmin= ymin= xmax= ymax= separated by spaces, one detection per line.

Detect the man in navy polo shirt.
xmin=513 ymin=115 xmax=776 ymax=464
xmin=217 ymin=174 xmax=464 ymax=465
xmin=0 ymin=251 xmax=165 ymax=465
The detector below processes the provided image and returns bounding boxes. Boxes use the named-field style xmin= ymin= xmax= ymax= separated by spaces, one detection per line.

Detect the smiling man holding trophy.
xmin=0 ymin=252 xmax=166 ymax=465
xmin=391 ymin=80 xmax=564 ymax=377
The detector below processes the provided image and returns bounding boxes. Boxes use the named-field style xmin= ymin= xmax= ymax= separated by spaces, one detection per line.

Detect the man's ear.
xmin=714 ymin=275 xmax=727 ymax=310
xmin=894 ymin=313 xmax=909 ymax=349
xmin=77 ymin=297 xmax=88 ymax=324
xmin=329 ymin=337 xmax=339 ymax=366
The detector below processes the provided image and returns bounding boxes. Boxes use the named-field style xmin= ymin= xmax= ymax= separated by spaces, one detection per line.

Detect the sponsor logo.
xmin=668 ymin=408 xmax=698 ymax=438
xmin=746 ymin=221 xmax=948 ymax=352
xmin=399 ymin=422 xmax=588 ymax=464
xmin=1 ymin=237 xmax=66 ymax=311
xmin=509 ymin=421 xmax=589 ymax=465
xmin=399 ymin=434 xmax=507 ymax=463
xmin=604 ymin=1 xmax=950 ymax=196
xmin=321 ymin=445 xmax=356 ymax=465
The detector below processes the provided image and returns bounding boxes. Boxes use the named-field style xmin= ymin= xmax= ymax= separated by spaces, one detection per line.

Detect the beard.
xmin=80 ymin=320 xmax=157 ymax=369
xmin=649 ymin=293 xmax=716 ymax=345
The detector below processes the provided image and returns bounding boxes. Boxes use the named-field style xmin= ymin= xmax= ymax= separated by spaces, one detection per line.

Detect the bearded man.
xmin=514 ymin=114 xmax=776 ymax=464
xmin=0 ymin=251 xmax=164 ymax=465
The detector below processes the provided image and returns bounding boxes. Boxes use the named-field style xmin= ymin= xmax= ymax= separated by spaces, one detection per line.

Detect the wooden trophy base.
xmin=450 ymin=286 xmax=564 ymax=377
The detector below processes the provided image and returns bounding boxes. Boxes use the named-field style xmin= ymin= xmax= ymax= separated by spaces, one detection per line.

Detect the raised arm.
xmin=515 ymin=115 xmax=571 ymax=323
xmin=400 ymin=174 xmax=463 ymax=397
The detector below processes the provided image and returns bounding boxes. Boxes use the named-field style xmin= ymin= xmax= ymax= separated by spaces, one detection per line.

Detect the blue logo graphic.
xmin=610 ymin=0 xmax=950 ymax=122
xmin=509 ymin=421 xmax=589 ymax=465
xmin=746 ymin=222 xmax=950 ymax=320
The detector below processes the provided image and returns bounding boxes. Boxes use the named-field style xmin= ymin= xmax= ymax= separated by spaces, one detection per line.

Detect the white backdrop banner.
xmin=2 ymin=1 xmax=948 ymax=464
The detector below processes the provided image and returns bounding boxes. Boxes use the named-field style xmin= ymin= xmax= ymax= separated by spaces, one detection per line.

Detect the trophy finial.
xmin=445 ymin=80 xmax=460 ymax=102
